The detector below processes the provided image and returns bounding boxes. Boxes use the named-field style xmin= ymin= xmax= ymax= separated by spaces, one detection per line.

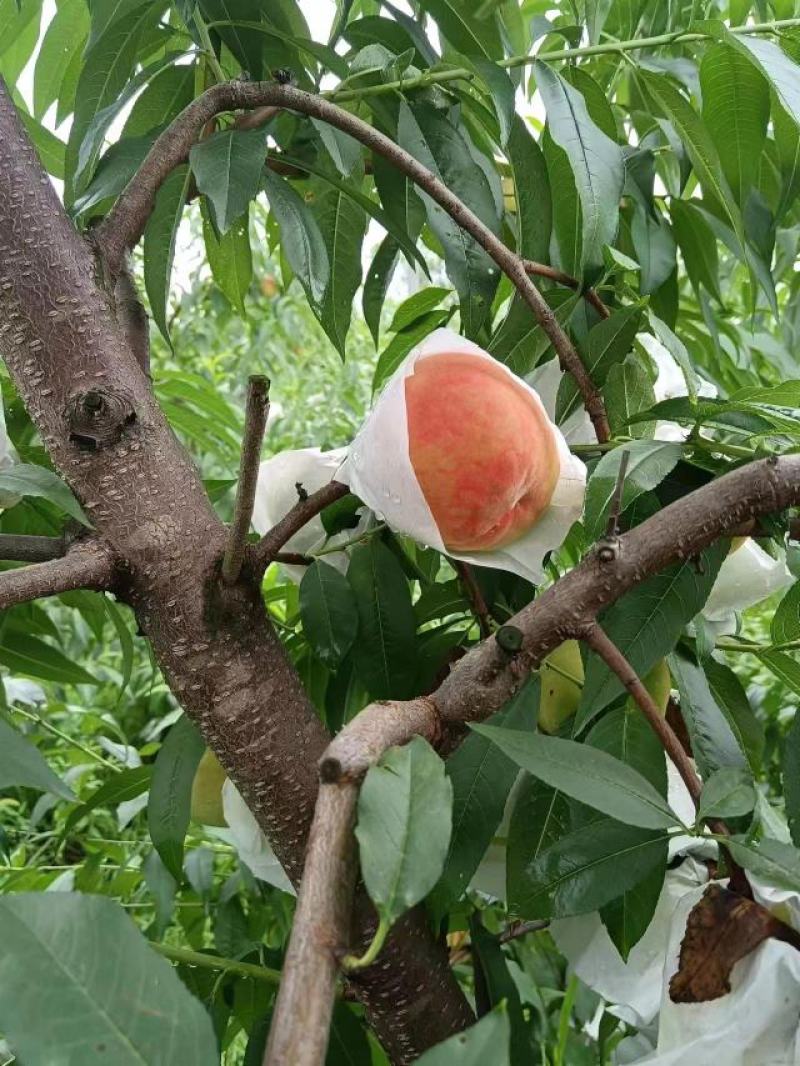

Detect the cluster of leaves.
xmin=1 ymin=0 xmax=800 ymax=1063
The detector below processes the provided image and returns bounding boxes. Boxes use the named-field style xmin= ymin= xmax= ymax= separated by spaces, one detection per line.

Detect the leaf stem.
xmin=190 ymin=10 xmax=227 ymax=85
xmin=311 ymin=522 xmax=386 ymax=559
xmin=8 ymin=704 xmax=119 ymax=771
xmin=151 ymin=941 xmax=283 ymax=983
xmin=328 ymin=18 xmax=800 ymax=103
xmin=342 ymin=915 xmax=391 ymax=972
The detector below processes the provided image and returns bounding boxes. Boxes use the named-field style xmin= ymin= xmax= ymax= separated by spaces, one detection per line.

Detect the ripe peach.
xmin=404 ymin=352 xmax=560 ymax=551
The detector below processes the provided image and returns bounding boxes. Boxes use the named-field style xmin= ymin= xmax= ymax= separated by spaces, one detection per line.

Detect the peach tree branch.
xmin=268 ymin=452 xmax=800 ymax=1065
xmin=0 ymin=540 xmax=114 ymax=610
xmin=221 ymin=375 xmax=270 ymax=585
xmin=95 ymin=81 xmax=611 ymax=442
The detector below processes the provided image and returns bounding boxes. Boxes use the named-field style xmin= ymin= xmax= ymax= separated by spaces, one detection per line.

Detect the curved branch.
xmin=522 ymin=259 xmax=610 ymax=320
xmin=95 ymin=81 xmax=610 ymax=442
xmin=581 ymin=622 xmax=700 ymax=803
xmin=268 ymin=452 xmax=800 ymax=1062
xmin=0 ymin=540 xmax=114 ymax=610
xmin=251 ymin=479 xmax=349 ymax=571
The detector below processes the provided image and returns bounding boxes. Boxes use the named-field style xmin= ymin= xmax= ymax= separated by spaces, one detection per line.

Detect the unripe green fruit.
xmin=190 ymin=749 xmax=228 ymax=827
xmin=638 ymin=658 xmax=672 ymax=716
xmin=538 ymin=640 xmax=583 ymax=734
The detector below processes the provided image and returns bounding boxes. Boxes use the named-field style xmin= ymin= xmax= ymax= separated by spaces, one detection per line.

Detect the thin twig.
xmin=605 ymin=448 xmax=630 ymax=539
xmin=580 ymin=623 xmax=702 ymax=804
xmin=152 ymin=942 xmax=282 ymax=985
xmin=0 ymin=540 xmax=114 ymax=611
xmin=453 ymin=560 xmax=492 ymax=638
xmin=499 ymin=918 xmax=550 ymax=944
xmin=0 ymin=533 xmax=69 ymax=563
xmin=222 ymin=375 xmax=270 ymax=584
xmin=523 ymin=259 xmax=610 ymax=319
xmin=273 ymin=551 xmax=313 ymax=566
xmin=95 ymin=82 xmax=610 ymax=442
xmin=252 ymin=480 xmax=349 ymax=571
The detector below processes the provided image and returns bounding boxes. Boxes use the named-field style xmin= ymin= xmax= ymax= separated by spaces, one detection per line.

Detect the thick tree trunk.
xmin=0 ymin=81 xmax=472 ymax=1061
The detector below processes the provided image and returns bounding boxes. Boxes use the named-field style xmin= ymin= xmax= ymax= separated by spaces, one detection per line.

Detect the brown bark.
xmin=0 ymin=80 xmax=471 ymax=1062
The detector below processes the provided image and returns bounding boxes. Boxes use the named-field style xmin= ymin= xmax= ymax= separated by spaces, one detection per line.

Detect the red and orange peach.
xmin=405 ymin=351 xmax=560 ymax=552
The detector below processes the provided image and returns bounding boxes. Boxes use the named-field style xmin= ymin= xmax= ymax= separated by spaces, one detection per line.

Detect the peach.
xmin=404 ymin=352 xmax=560 ymax=551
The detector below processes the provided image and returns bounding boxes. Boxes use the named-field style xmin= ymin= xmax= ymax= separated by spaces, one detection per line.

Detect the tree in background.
xmin=0 ymin=1 xmax=800 ymax=1064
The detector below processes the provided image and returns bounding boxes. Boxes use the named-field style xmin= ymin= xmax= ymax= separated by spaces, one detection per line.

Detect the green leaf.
xmin=356 ymin=736 xmax=453 ymax=926
xmin=66 ymin=0 xmax=159 ymax=197
xmin=363 ymin=235 xmax=399 ymax=347
xmin=147 ymin=715 xmax=206 ymax=882
xmin=535 ymin=61 xmax=624 ymax=273
xmin=471 ymin=726 xmax=680 ymax=830
xmin=604 ymin=354 xmax=657 ymax=439
xmin=73 ymin=134 xmax=155 ymax=219
xmin=32 ymin=0 xmax=89 ymax=119
xmin=144 ymin=164 xmax=191 ymax=346
xmin=468 ymin=916 xmax=532 ymax=1063
xmin=0 ymin=463 xmax=87 ymax=525
xmin=121 ymin=63 xmax=195 ymax=138
xmin=470 ymin=58 xmax=514 ymax=148
xmin=415 ymin=1009 xmax=510 ymax=1066
xmin=17 ymin=109 xmax=67 ymax=180
xmin=583 ymin=440 xmax=682 ymax=541
xmin=760 ymin=649 xmax=800 ymax=699
xmin=721 ymin=32 xmax=800 ymax=129
xmin=507 ymin=774 xmax=570 ymax=907
xmin=670 ymin=199 xmax=723 ymax=303
xmin=783 ymin=709 xmax=800 ymax=847
xmin=347 ymin=540 xmax=417 ymax=699
xmin=327 ymin=1003 xmax=373 ymax=1066
xmin=577 ymin=541 xmax=727 ymax=729
xmin=104 ymin=595 xmax=135 ymax=696
xmin=190 ymin=128 xmax=266 ymax=234
xmin=416 ymin=0 xmax=502 ymax=59
xmin=636 ymin=69 xmax=744 ymax=254
xmin=372 ymin=308 xmax=453 ymax=394
xmin=202 ymin=203 xmax=252 ymax=314
xmin=312 ymin=185 xmax=367 ymax=357
xmin=697 ymin=768 xmax=755 ymax=821
xmin=0 ymin=893 xmax=219 ymax=1065
xmin=506 ymin=114 xmax=551 ymax=262
xmin=725 ymin=837 xmax=800 ymax=893
xmin=703 ymin=657 xmax=764 ymax=775
xmin=311 ymin=117 xmax=362 ymax=177
xmin=668 ymin=650 xmax=749 ymax=779
xmin=774 ymin=98 xmax=800 ymax=220
xmin=262 ymin=168 xmax=329 ymax=308
xmin=65 ymin=766 xmax=153 ymax=833
xmin=299 ymin=560 xmax=359 ymax=666
xmin=544 ymin=127 xmax=582 ymax=278
xmin=599 ymin=859 xmax=667 ymax=961
xmin=510 ymin=816 xmax=669 ymax=920
xmin=0 ymin=716 xmax=74 ymax=800
xmin=586 ymin=705 xmax=668 ymax=958
xmin=556 ymin=303 xmax=643 ymax=424
xmin=772 ymin=581 xmax=800 ymax=644
xmin=389 ymin=286 xmax=451 ymax=334
xmin=432 ymin=678 xmax=538 ymax=912
xmin=700 ymin=42 xmax=769 ymax=207
xmin=0 ymin=632 xmax=99 ymax=686
xmin=396 ymin=100 xmax=500 ymax=339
